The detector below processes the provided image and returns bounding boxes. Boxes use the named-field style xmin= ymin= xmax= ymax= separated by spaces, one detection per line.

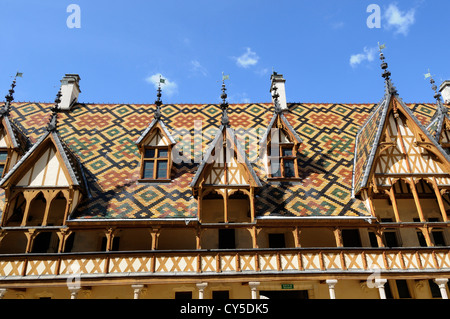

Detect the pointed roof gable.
xmin=0 ymin=130 xmax=89 ymax=193
xmin=353 ymin=47 xmax=450 ymax=197
xmin=353 ymin=92 xmax=450 ymax=197
xmin=259 ymin=111 xmax=303 ymax=148
xmin=135 ymin=117 xmax=176 ymax=146
xmin=190 ymin=124 xmax=262 ymax=189
xmin=0 ymin=116 xmax=31 ymax=153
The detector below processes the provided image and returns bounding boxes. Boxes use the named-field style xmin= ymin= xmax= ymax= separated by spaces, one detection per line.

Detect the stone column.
xmin=326 ymin=279 xmax=338 ymax=299
xmin=132 ymin=284 xmax=145 ymax=299
xmin=0 ymin=288 xmax=7 ymax=299
xmin=374 ymin=279 xmax=388 ymax=299
xmin=434 ymin=278 xmax=449 ymax=299
xmin=196 ymin=282 xmax=208 ymax=299
xmin=249 ymin=282 xmax=260 ymax=299
xmin=69 ymin=287 xmax=81 ymax=299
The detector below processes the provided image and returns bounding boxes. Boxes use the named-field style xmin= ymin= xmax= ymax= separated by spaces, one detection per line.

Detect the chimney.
xmin=59 ymin=74 xmax=81 ymax=111
xmin=270 ymin=72 xmax=288 ymax=111
xmin=440 ymin=81 xmax=450 ymax=105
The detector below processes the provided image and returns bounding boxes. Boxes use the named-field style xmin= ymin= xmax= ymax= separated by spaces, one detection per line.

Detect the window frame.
xmin=268 ymin=141 xmax=299 ymax=180
xmin=140 ymin=145 xmax=171 ymax=181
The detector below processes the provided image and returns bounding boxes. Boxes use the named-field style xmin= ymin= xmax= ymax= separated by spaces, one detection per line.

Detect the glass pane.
xmin=143 ymin=160 xmax=154 ymax=179
xmin=144 ymin=149 xmax=155 ymax=158
xmin=282 ymin=148 xmax=293 ymax=157
xmin=0 ymin=151 xmax=7 ymax=162
xmin=396 ymin=280 xmax=411 ymax=299
xmin=156 ymin=160 xmax=168 ymax=179
xmin=158 ymin=149 xmax=168 ymax=158
xmin=270 ymin=160 xmax=281 ymax=177
xmin=284 ymin=159 xmax=295 ymax=177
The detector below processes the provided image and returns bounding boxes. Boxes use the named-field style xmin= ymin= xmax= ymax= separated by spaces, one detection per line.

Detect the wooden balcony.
xmin=0 ymin=248 xmax=449 ymax=282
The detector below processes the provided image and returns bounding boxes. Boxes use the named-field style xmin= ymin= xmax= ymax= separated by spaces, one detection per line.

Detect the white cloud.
xmin=190 ymin=60 xmax=208 ymax=77
xmin=235 ymin=48 xmax=259 ymax=68
xmin=350 ymin=47 xmax=377 ymax=68
xmin=384 ymin=3 xmax=415 ymax=36
xmin=145 ymin=73 xmax=178 ymax=96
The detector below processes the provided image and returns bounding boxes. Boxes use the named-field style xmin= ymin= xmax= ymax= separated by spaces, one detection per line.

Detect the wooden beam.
xmin=224 ymin=188 xmax=228 ymax=223
xmin=432 ymin=178 xmax=448 ymax=222
xmin=333 ymin=228 xmax=343 ymax=248
xmin=249 ymin=187 xmax=255 ymax=223
xmin=387 ymin=182 xmax=401 ymax=223
xmin=409 ymin=180 xmax=426 ymax=222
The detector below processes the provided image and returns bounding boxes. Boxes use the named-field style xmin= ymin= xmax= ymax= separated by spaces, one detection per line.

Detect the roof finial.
xmin=154 ymin=75 xmax=164 ymax=120
xmin=47 ymin=88 xmax=62 ymax=132
xmin=1 ymin=72 xmax=22 ymax=117
xmin=425 ymin=69 xmax=447 ymax=114
xmin=272 ymin=83 xmax=282 ymax=114
xmin=220 ymin=73 xmax=230 ymax=127
xmin=378 ymin=43 xmax=397 ymax=95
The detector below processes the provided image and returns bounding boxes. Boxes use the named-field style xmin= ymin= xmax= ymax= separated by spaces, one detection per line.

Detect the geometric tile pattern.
xmin=0 ymin=101 xmax=438 ymax=219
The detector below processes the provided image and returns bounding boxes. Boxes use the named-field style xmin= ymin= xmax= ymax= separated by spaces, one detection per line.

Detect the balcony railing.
xmin=0 ymin=247 xmax=449 ymax=279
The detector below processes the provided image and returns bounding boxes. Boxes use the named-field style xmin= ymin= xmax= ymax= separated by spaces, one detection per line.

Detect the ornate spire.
xmin=154 ymin=77 xmax=163 ymax=120
xmin=378 ymin=43 xmax=397 ymax=95
xmin=272 ymin=83 xmax=282 ymax=114
xmin=0 ymin=73 xmax=21 ymax=117
xmin=426 ymin=70 xmax=447 ymax=114
xmin=220 ymin=73 xmax=230 ymax=127
xmin=47 ymin=89 xmax=62 ymax=132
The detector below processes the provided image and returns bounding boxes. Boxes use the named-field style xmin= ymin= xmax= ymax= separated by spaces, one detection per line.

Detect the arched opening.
xmin=46 ymin=192 xmax=68 ymax=226
xmin=68 ymin=230 xmax=106 ymax=252
xmin=4 ymin=192 xmax=26 ymax=226
xmin=158 ymin=229 xmax=196 ymax=250
xmin=299 ymin=228 xmax=337 ymax=248
xmin=202 ymin=190 xmax=225 ymax=223
xmin=228 ymin=190 xmax=250 ymax=223
xmin=416 ymin=179 xmax=445 ymax=221
xmin=0 ymin=232 xmax=27 ymax=254
xmin=31 ymin=231 xmax=59 ymax=253
xmin=114 ymin=228 xmax=152 ymax=251
xmin=392 ymin=179 xmax=419 ymax=222
xmin=257 ymin=228 xmax=295 ymax=248
xmin=27 ymin=192 xmax=46 ymax=226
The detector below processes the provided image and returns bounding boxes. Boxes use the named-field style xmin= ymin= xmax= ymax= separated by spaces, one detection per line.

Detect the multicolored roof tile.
xmin=0 ymin=100 xmax=441 ymax=220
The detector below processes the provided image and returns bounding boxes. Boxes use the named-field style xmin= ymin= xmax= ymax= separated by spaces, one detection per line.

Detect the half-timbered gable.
xmin=353 ymin=50 xmax=450 ymax=230
xmin=259 ymin=99 xmax=302 ymax=180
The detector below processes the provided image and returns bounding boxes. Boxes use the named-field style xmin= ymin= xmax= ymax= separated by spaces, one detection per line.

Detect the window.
xmin=368 ymin=232 xmax=379 ymax=248
xmin=381 ymin=218 xmax=400 ymax=248
xmin=269 ymin=143 xmax=298 ymax=179
xmin=429 ymin=218 xmax=447 ymax=246
xmin=395 ymin=280 xmax=411 ymax=299
xmin=142 ymin=147 xmax=169 ymax=180
xmin=219 ymin=229 xmax=235 ymax=249
xmin=342 ymin=229 xmax=362 ymax=247
xmin=101 ymin=236 xmax=120 ymax=251
xmin=269 ymin=233 xmax=286 ymax=248
xmin=428 ymin=280 xmax=442 ymax=298
xmin=0 ymin=149 xmax=8 ymax=178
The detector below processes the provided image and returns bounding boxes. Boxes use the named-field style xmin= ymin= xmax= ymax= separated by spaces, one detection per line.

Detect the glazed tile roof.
xmin=0 ymin=101 xmax=440 ymax=220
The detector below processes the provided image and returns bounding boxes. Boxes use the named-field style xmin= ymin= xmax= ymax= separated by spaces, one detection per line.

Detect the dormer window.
xmin=142 ymin=146 xmax=169 ymax=180
xmin=0 ymin=149 xmax=8 ymax=177
xmin=268 ymin=136 xmax=298 ymax=179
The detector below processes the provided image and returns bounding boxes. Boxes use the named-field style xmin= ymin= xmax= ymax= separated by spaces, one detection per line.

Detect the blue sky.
xmin=0 ymin=0 xmax=449 ymax=105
